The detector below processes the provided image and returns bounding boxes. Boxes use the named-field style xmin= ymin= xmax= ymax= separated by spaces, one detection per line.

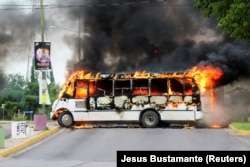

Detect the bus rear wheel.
xmin=141 ymin=110 xmax=159 ymax=128
xmin=58 ymin=111 xmax=74 ymax=128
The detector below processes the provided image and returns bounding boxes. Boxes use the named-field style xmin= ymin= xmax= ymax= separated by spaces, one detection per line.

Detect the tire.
xmin=58 ymin=112 xmax=74 ymax=128
xmin=141 ymin=110 xmax=159 ymax=128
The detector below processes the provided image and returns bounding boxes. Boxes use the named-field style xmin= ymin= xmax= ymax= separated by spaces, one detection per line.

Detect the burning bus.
xmin=50 ymin=65 xmax=224 ymax=128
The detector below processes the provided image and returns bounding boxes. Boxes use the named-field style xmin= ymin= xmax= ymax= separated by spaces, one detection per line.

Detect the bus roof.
xmin=72 ymin=71 xmax=194 ymax=80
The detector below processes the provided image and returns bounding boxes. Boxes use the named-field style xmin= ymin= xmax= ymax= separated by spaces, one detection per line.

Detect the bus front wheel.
xmin=58 ymin=111 xmax=74 ymax=128
xmin=141 ymin=110 xmax=159 ymax=128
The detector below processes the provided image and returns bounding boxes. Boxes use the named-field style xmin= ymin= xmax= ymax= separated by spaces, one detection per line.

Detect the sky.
xmin=0 ymin=0 xmax=219 ymax=86
xmin=1 ymin=0 xmax=250 ymax=88
xmin=0 ymin=0 xmax=78 ymax=85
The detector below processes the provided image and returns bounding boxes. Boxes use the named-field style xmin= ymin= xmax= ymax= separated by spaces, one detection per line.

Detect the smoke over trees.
xmin=194 ymin=0 xmax=250 ymax=42
xmin=0 ymin=0 xmax=250 ymax=88
xmin=60 ymin=0 xmax=250 ymax=88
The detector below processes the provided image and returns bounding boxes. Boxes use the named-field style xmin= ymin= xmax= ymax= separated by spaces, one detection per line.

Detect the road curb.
xmin=0 ymin=126 xmax=60 ymax=157
xmin=229 ymin=124 xmax=250 ymax=135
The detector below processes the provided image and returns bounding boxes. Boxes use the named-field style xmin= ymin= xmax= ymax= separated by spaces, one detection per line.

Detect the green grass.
xmin=231 ymin=122 xmax=250 ymax=130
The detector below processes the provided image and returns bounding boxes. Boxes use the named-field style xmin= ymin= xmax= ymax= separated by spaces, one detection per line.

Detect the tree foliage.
xmin=194 ymin=0 xmax=250 ymax=42
xmin=0 ymin=73 xmax=60 ymax=120
xmin=4 ymin=74 xmax=26 ymax=89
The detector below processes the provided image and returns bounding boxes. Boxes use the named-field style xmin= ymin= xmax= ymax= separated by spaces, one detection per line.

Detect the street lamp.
xmin=48 ymin=25 xmax=79 ymax=33
xmin=48 ymin=25 xmax=90 ymax=37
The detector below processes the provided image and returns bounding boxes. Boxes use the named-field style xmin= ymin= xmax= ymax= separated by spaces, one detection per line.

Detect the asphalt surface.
xmin=0 ymin=121 xmax=249 ymax=158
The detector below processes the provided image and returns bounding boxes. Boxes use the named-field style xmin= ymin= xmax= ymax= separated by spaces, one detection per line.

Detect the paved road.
xmin=0 ymin=127 xmax=250 ymax=167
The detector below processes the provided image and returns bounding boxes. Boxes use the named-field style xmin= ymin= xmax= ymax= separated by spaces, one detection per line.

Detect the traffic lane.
xmin=11 ymin=128 xmax=250 ymax=162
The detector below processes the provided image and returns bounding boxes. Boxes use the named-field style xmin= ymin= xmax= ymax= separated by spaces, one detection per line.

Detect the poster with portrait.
xmin=34 ymin=42 xmax=51 ymax=70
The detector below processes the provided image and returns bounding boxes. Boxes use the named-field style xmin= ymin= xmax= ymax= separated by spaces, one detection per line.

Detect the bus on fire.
xmin=50 ymin=71 xmax=209 ymax=128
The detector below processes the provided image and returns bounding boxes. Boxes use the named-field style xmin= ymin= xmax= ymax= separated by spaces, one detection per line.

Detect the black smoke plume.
xmin=0 ymin=2 xmax=67 ymax=85
xmin=63 ymin=0 xmax=250 ymax=88
xmin=0 ymin=5 xmax=40 ymax=87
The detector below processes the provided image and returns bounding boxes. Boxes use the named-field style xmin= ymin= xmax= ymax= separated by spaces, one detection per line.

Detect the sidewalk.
xmin=0 ymin=121 xmax=60 ymax=157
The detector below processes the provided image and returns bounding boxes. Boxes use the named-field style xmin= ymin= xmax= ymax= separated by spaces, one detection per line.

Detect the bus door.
xmin=73 ymin=80 xmax=90 ymax=120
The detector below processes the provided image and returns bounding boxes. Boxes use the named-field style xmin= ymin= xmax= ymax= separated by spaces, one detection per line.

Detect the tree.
xmin=23 ymin=81 xmax=39 ymax=112
xmin=4 ymin=73 xmax=26 ymax=89
xmin=194 ymin=0 xmax=250 ymax=42
xmin=0 ymin=74 xmax=26 ymax=119
xmin=0 ymin=72 xmax=60 ymax=120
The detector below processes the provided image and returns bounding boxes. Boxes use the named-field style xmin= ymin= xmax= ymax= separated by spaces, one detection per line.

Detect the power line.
xmin=0 ymin=0 xmax=192 ymax=11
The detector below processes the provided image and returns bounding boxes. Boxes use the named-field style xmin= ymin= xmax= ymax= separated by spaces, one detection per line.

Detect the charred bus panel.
xmin=51 ymin=72 xmax=203 ymax=128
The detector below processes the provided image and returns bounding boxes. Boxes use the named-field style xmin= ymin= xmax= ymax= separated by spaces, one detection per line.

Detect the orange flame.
xmin=210 ymin=123 xmax=222 ymax=128
xmin=134 ymin=71 xmax=150 ymax=78
xmin=73 ymin=122 xmax=93 ymax=129
xmin=187 ymin=66 xmax=223 ymax=93
xmin=58 ymin=70 xmax=99 ymax=99
xmin=59 ymin=65 xmax=223 ymax=99
xmin=168 ymin=80 xmax=173 ymax=95
xmin=133 ymin=89 xmax=149 ymax=95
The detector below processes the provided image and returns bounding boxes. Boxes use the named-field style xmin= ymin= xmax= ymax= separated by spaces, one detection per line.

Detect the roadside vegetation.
xmin=194 ymin=0 xmax=250 ymax=42
xmin=0 ymin=67 xmax=60 ymax=120
xmin=230 ymin=122 xmax=250 ymax=130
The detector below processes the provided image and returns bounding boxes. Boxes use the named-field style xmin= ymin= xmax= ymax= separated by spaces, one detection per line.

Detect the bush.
xmin=12 ymin=114 xmax=27 ymax=121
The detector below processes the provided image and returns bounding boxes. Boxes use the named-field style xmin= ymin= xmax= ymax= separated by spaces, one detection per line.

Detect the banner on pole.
xmin=34 ymin=42 xmax=51 ymax=70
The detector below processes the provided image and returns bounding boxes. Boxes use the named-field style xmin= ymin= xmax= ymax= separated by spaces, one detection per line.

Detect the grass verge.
xmin=230 ymin=122 xmax=250 ymax=130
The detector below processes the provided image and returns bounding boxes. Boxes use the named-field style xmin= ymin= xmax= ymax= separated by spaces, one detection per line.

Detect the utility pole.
xmin=78 ymin=8 xmax=81 ymax=62
xmin=40 ymin=0 xmax=46 ymax=114
xmin=40 ymin=0 xmax=45 ymax=42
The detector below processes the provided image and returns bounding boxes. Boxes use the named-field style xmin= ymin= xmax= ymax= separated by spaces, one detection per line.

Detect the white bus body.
xmin=50 ymin=72 xmax=204 ymax=128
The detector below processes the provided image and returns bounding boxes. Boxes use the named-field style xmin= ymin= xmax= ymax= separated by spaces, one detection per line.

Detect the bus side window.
xmin=96 ymin=80 xmax=113 ymax=96
xmin=132 ymin=79 xmax=149 ymax=95
xmin=75 ymin=80 xmax=88 ymax=99
xmin=114 ymin=80 xmax=131 ymax=96
xmin=151 ymin=79 xmax=168 ymax=95
xmin=168 ymin=79 xmax=183 ymax=95
xmin=183 ymin=78 xmax=193 ymax=95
